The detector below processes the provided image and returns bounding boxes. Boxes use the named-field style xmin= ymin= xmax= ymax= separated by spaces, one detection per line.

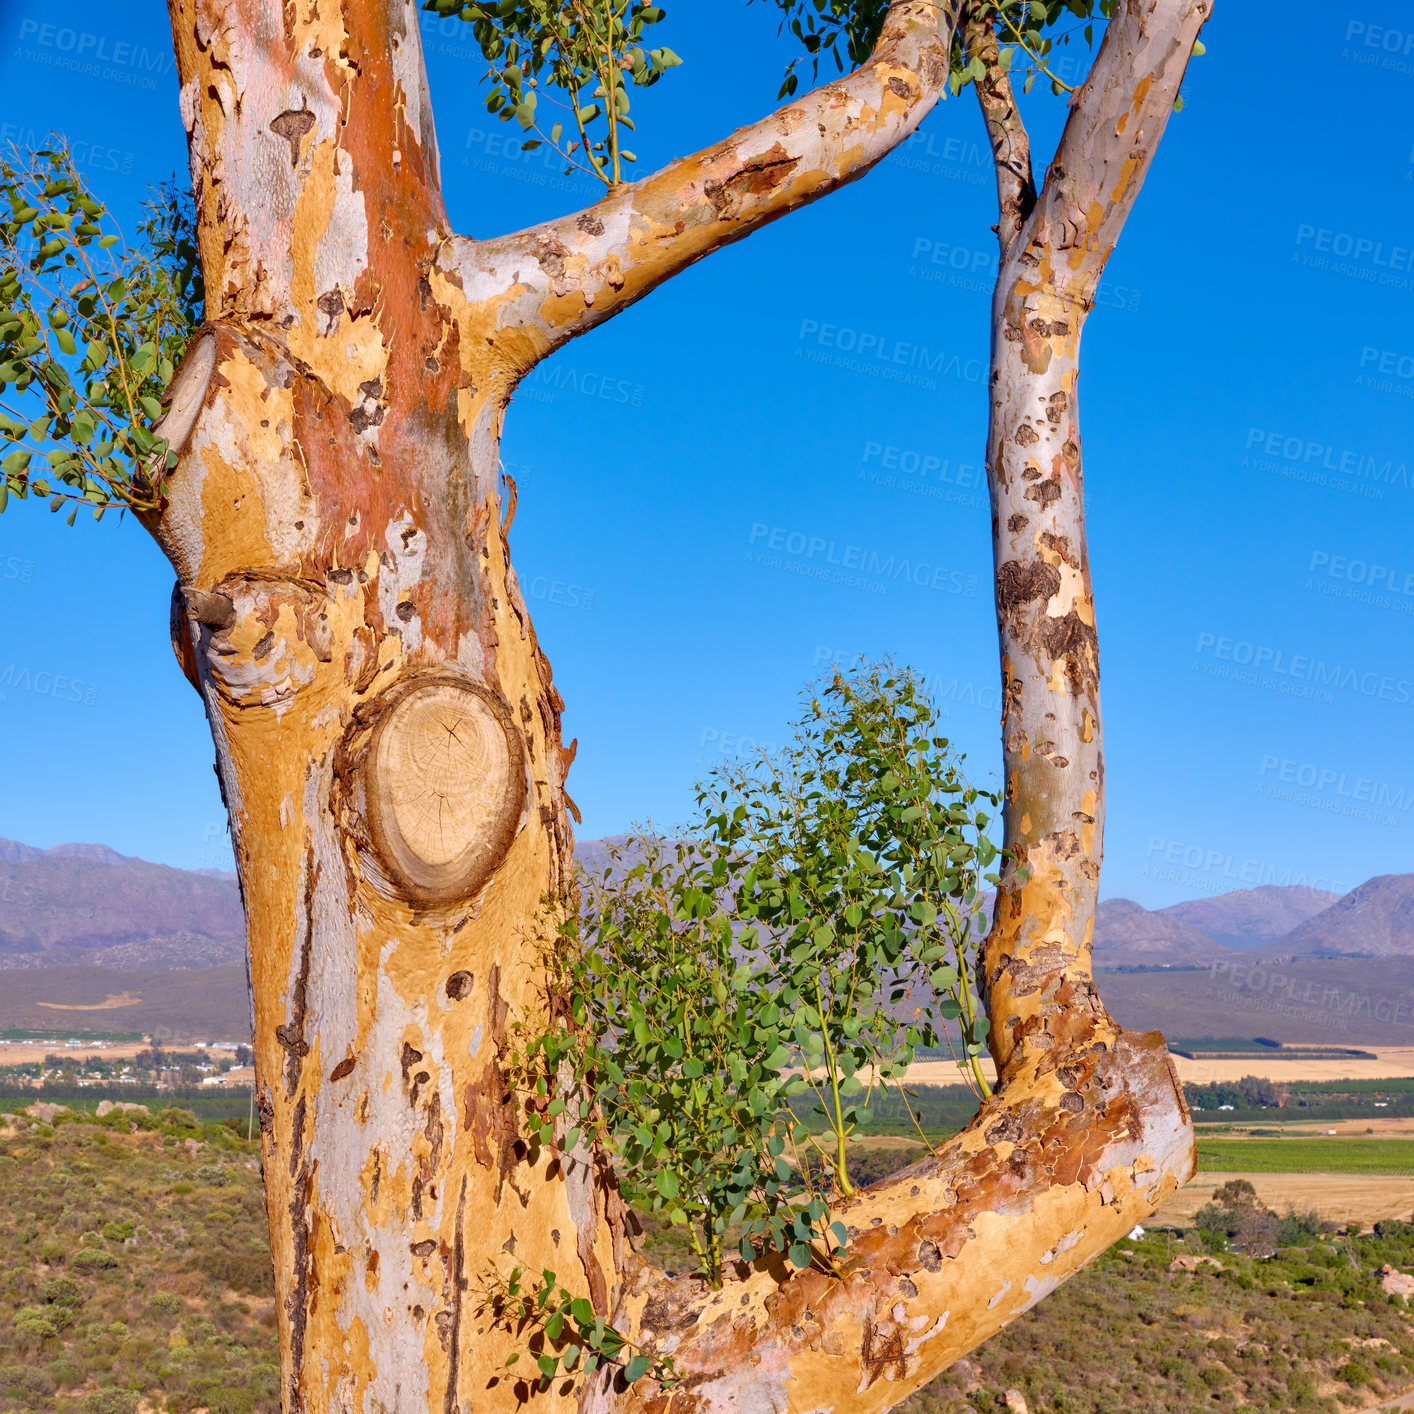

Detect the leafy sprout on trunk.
xmin=702 ymin=662 xmax=1004 ymax=1193
xmin=507 ymin=661 xmax=1001 ymax=1307
xmin=0 ymin=145 xmax=201 ymax=520
xmin=513 ymin=834 xmax=843 ymax=1289
xmin=424 ymin=0 xmax=683 ymax=186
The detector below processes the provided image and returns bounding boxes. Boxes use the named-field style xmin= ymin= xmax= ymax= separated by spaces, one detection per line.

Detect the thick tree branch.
xmin=601 ymin=1018 xmax=1192 ymax=1413
xmin=963 ymin=3 xmax=1035 ymax=249
xmin=437 ymin=0 xmax=964 ymax=381
xmin=1029 ymin=0 xmax=1211 ymax=290
xmin=979 ymin=0 xmax=1210 ymax=1076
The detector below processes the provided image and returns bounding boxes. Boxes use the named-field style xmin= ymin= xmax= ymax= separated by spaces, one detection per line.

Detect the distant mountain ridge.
xmin=0 ymin=836 xmax=244 ymax=968
xmin=1265 ymin=874 xmax=1414 ymax=958
xmin=1158 ymin=884 xmax=1338 ymax=948
xmin=0 ymin=832 xmax=1406 ymax=969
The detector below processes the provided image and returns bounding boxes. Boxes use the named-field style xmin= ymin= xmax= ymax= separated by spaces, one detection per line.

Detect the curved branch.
xmin=963 ymin=3 xmax=1035 ymax=249
xmin=436 ymin=0 xmax=964 ymax=380
xmin=600 ymin=1018 xmax=1192 ymax=1413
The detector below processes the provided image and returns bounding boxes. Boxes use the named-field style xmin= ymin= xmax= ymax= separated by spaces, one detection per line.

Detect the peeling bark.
xmin=148 ymin=0 xmax=1204 ymax=1409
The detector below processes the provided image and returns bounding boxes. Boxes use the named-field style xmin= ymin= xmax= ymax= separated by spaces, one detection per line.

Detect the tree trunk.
xmin=974 ymin=0 xmax=1213 ymax=1073
xmin=148 ymin=0 xmax=1205 ymax=1409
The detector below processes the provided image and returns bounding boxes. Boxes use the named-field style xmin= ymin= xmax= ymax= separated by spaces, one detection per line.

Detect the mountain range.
xmin=0 ymin=833 xmax=1407 ymax=969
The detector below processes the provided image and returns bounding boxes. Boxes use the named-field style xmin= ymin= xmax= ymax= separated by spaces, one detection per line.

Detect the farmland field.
xmin=1196 ymin=1137 xmax=1414 ymax=1175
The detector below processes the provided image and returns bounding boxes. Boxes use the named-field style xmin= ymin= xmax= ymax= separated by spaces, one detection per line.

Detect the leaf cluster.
xmin=758 ymin=0 xmax=1112 ymax=100
xmin=0 ymin=145 xmax=201 ymax=521
xmin=422 ymin=0 xmax=682 ymax=185
xmin=704 ymin=661 xmax=1002 ymax=1191
xmin=483 ymin=1264 xmax=675 ymax=1390
xmin=508 ymin=660 xmax=999 ymax=1322
xmin=516 ymin=835 xmax=840 ymax=1288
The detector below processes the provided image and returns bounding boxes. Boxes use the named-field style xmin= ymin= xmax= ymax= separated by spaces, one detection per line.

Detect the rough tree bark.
xmin=146 ymin=1 xmax=1201 ymax=1410
xmin=972 ymin=0 xmax=1212 ymax=1072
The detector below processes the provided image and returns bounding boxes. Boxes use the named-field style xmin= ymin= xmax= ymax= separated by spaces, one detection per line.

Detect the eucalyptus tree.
xmin=0 ymin=1 xmax=1201 ymax=1411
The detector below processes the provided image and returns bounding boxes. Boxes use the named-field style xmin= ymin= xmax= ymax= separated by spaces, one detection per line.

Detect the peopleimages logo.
xmin=747 ymin=523 xmax=979 ymax=597
xmin=1193 ymin=632 xmax=1413 ymax=706
xmin=1293 ymin=223 xmax=1414 ymax=289
xmin=1241 ymin=426 xmax=1410 ymax=499
xmin=1143 ymin=836 xmax=1349 ymax=894
xmin=14 ymin=19 xmax=176 ymax=88
xmin=1257 ymin=753 xmax=1410 ymax=828
xmin=795 ymin=319 xmax=983 ymax=391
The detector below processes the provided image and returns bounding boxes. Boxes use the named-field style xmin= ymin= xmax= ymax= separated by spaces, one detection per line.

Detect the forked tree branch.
xmin=437 ymin=1 xmax=964 ymax=380
xmin=963 ymin=2 xmax=1035 ymax=248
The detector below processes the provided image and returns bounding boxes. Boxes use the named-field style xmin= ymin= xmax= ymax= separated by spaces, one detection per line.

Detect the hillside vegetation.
xmin=2 ymin=1110 xmax=1414 ymax=1414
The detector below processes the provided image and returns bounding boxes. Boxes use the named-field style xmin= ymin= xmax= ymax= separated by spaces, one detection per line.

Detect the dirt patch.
xmin=1153 ymin=1171 xmax=1414 ymax=1229
xmin=0 ymin=1041 xmax=149 ymax=1066
xmin=1169 ymin=1047 xmax=1414 ymax=1084
xmin=35 ymin=990 xmax=143 ymax=1011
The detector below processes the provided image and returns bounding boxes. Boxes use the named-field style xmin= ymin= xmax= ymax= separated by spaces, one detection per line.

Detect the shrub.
xmin=11 ymin=1305 xmax=61 ymax=1342
xmin=0 ymin=1362 xmax=57 ymax=1405
xmin=37 ymin=1235 xmax=66 ymax=1264
xmin=157 ymin=1106 xmax=199 ymax=1130
xmin=40 ymin=1274 xmax=83 ymax=1307
xmin=71 ymin=1246 xmax=119 ymax=1272
xmin=45 ymin=1356 xmax=83 ymax=1389
xmin=195 ymin=1163 xmax=233 ymax=1187
xmin=101 ymin=1220 xmax=135 ymax=1242
xmin=1336 ymin=1359 xmax=1372 ymax=1386
xmin=84 ymin=1391 xmax=140 ymax=1414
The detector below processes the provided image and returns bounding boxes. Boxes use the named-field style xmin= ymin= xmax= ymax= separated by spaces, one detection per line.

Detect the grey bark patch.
xmin=184 ymin=587 xmax=235 ymax=629
xmin=1014 ymin=423 xmax=1039 ymax=446
xmin=329 ymin=1055 xmax=356 ymax=1082
xmin=995 ymin=559 xmax=1061 ymax=615
xmin=576 ymin=213 xmax=604 ymax=236
xmin=918 ymin=1240 xmax=942 ymax=1271
xmin=985 ymin=1111 xmax=1024 ymax=1145
xmin=1024 ymin=478 xmax=1061 ymax=510
xmin=897 ymin=1277 xmax=918 ymax=1297
xmin=1060 ymin=1091 xmax=1084 ymax=1113
xmin=316 ymin=289 xmax=344 ymax=319
xmin=270 ymin=108 xmax=317 ymax=166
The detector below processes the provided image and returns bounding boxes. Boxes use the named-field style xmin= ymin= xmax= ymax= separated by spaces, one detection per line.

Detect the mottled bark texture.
xmin=147 ymin=0 xmax=1205 ymax=1408
xmin=971 ymin=0 xmax=1212 ymax=1073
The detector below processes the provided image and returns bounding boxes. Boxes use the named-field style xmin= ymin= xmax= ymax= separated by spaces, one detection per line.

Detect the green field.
xmin=1196 ymin=1137 xmax=1414 ymax=1175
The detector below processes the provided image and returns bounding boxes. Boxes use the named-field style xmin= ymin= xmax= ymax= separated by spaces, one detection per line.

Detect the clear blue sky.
xmin=0 ymin=2 xmax=1410 ymax=906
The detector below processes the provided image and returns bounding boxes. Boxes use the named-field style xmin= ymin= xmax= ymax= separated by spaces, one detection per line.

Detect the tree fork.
xmin=146 ymin=0 xmax=1209 ymax=1409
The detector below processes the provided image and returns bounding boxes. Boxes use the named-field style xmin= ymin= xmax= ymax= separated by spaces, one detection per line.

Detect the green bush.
xmin=71 ymin=1246 xmax=119 ymax=1272
xmin=0 ymin=1362 xmax=57 ymax=1405
xmin=157 ymin=1106 xmax=199 ymax=1130
xmin=101 ymin=1220 xmax=135 ymax=1241
xmin=11 ymin=1305 xmax=61 ymax=1341
xmin=1336 ymin=1359 xmax=1372 ymax=1386
xmin=37 ymin=1235 xmax=66 ymax=1264
xmin=84 ymin=1391 xmax=140 ymax=1414
xmin=40 ymin=1274 xmax=83 ymax=1307
xmin=45 ymin=1356 xmax=83 ymax=1389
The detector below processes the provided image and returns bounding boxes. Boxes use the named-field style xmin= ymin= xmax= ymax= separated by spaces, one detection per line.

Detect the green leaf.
xmin=624 ymin=1354 xmax=650 ymax=1383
